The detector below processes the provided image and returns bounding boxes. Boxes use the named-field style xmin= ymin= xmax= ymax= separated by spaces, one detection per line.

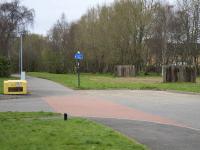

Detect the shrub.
xmin=0 ymin=56 xmax=11 ymax=77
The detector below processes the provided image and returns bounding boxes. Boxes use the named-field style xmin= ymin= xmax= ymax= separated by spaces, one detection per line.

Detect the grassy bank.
xmin=28 ymin=72 xmax=200 ymax=93
xmin=0 ymin=112 xmax=147 ymax=150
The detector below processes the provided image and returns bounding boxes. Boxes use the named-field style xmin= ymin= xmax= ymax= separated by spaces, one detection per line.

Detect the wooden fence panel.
xmin=114 ymin=65 xmax=136 ymax=77
xmin=163 ymin=65 xmax=196 ymax=83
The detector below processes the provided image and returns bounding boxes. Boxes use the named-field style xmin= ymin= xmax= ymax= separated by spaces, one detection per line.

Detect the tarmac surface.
xmin=0 ymin=76 xmax=200 ymax=150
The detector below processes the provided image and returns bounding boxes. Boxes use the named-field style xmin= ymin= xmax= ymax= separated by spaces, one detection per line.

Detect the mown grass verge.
xmin=28 ymin=72 xmax=200 ymax=93
xmin=0 ymin=112 xmax=147 ymax=150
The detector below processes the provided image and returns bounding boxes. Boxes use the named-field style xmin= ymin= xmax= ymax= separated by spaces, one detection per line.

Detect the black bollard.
xmin=64 ymin=113 xmax=68 ymax=121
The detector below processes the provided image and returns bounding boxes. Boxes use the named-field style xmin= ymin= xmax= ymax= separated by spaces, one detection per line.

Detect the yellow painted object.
xmin=4 ymin=80 xmax=27 ymax=95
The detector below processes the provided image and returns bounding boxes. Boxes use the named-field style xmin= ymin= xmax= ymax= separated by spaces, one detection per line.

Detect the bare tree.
xmin=0 ymin=0 xmax=34 ymax=57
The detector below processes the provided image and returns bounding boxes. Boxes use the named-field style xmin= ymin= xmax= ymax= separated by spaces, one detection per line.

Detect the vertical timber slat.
xmin=115 ymin=65 xmax=136 ymax=77
xmin=163 ymin=65 xmax=197 ymax=83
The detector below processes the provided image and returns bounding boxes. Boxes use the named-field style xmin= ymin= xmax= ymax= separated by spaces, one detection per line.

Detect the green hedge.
xmin=0 ymin=56 xmax=11 ymax=77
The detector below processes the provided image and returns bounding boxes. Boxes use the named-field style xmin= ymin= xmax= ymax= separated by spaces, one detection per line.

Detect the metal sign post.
xmin=74 ymin=51 xmax=84 ymax=88
xmin=77 ymin=59 xmax=80 ymax=88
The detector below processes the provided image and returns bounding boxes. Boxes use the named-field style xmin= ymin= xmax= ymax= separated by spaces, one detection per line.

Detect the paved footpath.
xmin=0 ymin=76 xmax=200 ymax=150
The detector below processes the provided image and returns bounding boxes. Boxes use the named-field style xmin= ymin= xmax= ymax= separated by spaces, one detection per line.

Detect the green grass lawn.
xmin=0 ymin=112 xmax=147 ymax=150
xmin=28 ymin=72 xmax=200 ymax=93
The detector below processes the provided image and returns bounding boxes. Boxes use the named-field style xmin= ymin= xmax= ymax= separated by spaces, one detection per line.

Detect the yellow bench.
xmin=4 ymin=80 xmax=27 ymax=95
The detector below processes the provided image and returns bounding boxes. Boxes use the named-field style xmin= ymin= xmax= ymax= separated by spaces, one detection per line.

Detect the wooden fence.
xmin=163 ymin=65 xmax=196 ymax=83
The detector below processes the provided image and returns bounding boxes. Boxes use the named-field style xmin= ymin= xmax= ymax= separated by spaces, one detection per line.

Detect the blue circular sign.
xmin=74 ymin=51 xmax=84 ymax=60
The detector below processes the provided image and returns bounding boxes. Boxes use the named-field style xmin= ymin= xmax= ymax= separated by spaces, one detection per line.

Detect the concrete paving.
xmin=0 ymin=76 xmax=200 ymax=150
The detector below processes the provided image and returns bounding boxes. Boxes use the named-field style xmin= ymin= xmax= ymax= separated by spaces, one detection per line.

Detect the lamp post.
xmin=20 ymin=33 xmax=23 ymax=80
xmin=18 ymin=24 xmax=26 ymax=80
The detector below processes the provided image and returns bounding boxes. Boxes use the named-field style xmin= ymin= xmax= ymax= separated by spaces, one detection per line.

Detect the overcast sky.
xmin=20 ymin=0 xmax=114 ymax=35
xmin=20 ymin=0 xmax=175 ymax=35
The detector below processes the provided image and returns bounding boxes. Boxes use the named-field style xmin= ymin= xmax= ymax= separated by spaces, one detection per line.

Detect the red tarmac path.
xmin=44 ymin=94 xmax=186 ymax=128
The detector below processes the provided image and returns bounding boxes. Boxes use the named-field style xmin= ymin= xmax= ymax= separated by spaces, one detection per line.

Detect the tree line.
xmin=0 ymin=0 xmax=34 ymax=76
xmin=0 ymin=0 xmax=200 ymax=76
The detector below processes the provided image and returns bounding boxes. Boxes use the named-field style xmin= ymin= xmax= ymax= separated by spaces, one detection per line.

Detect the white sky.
xmin=20 ymin=0 xmax=114 ymax=35
xmin=20 ymin=0 xmax=175 ymax=35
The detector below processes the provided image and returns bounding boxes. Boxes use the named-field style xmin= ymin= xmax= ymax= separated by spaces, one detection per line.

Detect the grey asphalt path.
xmin=1 ymin=76 xmax=200 ymax=150
xmin=77 ymin=90 xmax=200 ymax=150
xmin=0 ymin=98 xmax=53 ymax=112
xmin=80 ymin=90 xmax=200 ymax=130
xmin=92 ymin=118 xmax=200 ymax=150
xmin=0 ymin=76 xmax=74 ymax=112
xmin=27 ymin=76 xmax=74 ymax=97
